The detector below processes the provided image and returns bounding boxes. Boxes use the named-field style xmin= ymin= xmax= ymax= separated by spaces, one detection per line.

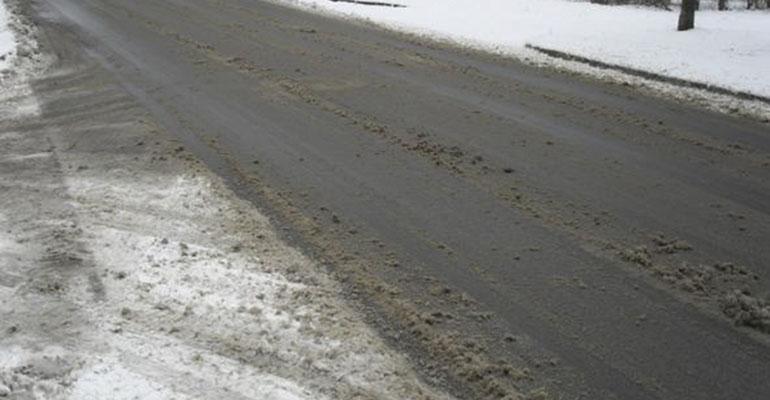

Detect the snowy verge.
xmin=0 ymin=0 xmax=47 ymax=78
xmin=0 ymin=0 xmax=51 ymax=121
xmin=526 ymin=43 xmax=770 ymax=105
xmin=0 ymin=0 xmax=13 ymax=72
xmin=276 ymin=0 xmax=770 ymax=110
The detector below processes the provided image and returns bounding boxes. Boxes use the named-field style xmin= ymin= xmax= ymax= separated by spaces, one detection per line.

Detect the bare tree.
xmin=719 ymin=0 xmax=728 ymax=10
xmin=678 ymin=0 xmax=697 ymax=31
xmin=746 ymin=0 xmax=767 ymax=8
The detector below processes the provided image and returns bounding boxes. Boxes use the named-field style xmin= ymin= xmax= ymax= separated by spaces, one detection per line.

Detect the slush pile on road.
xmin=0 ymin=4 xmax=452 ymax=399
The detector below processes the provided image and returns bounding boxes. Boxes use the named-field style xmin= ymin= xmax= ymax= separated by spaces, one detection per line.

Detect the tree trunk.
xmin=718 ymin=0 xmax=728 ymax=10
xmin=678 ymin=0 xmax=696 ymax=31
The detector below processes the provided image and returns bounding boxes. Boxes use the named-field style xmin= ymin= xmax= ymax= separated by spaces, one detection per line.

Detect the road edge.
xmin=525 ymin=44 xmax=770 ymax=107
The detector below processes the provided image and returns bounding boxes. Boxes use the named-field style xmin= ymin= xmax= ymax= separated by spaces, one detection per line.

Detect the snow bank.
xmin=280 ymin=0 xmax=770 ymax=98
xmin=0 ymin=0 xmax=15 ymax=72
xmin=0 ymin=0 xmax=44 ymax=121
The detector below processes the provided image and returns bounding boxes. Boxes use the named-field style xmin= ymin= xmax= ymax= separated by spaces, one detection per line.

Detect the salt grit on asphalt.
xmin=0 ymin=2 xmax=453 ymax=398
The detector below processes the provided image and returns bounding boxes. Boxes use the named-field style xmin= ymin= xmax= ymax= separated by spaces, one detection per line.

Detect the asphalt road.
xmin=31 ymin=0 xmax=770 ymax=399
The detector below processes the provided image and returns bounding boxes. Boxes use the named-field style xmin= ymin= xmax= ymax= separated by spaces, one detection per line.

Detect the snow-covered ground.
xmin=0 ymin=0 xmax=46 ymax=121
xmin=279 ymin=0 xmax=770 ymax=98
xmin=0 ymin=0 xmax=15 ymax=72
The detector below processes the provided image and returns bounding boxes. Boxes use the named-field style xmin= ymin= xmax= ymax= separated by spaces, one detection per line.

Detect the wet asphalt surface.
xmin=29 ymin=0 xmax=770 ymax=399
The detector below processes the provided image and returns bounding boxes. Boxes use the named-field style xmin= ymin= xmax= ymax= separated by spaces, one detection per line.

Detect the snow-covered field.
xmin=279 ymin=0 xmax=770 ymax=98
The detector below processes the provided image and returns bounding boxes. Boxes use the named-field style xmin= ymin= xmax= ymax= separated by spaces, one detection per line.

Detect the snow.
xmin=39 ymin=163 xmax=450 ymax=399
xmin=42 ymin=153 xmax=448 ymax=400
xmin=0 ymin=0 xmax=46 ymax=121
xmin=279 ymin=0 xmax=770 ymax=98
xmin=0 ymin=0 xmax=14 ymax=72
